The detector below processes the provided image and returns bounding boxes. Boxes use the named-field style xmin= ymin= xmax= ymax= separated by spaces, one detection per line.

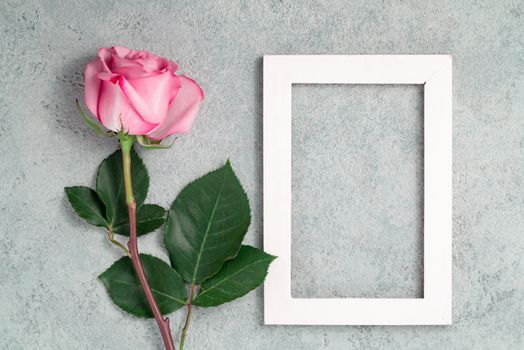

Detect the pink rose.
xmin=84 ymin=46 xmax=204 ymax=140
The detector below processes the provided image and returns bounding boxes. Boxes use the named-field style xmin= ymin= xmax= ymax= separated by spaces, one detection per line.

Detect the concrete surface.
xmin=292 ymin=84 xmax=424 ymax=299
xmin=0 ymin=0 xmax=523 ymax=349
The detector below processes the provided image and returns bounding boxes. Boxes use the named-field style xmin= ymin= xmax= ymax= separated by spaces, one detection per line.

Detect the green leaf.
xmin=193 ymin=245 xmax=276 ymax=307
xmin=164 ymin=161 xmax=251 ymax=284
xmin=96 ymin=147 xmax=149 ymax=226
xmin=65 ymin=186 xmax=108 ymax=227
xmin=99 ymin=254 xmax=187 ymax=318
xmin=112 ymin=204 xmax=167 ymax=236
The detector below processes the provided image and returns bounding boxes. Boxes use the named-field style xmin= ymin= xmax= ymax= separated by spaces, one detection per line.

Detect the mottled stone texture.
xmin=0 ymin=0 xmax=523 ymax=349
xmin=292 ymin=85 xmax=424 ymax=299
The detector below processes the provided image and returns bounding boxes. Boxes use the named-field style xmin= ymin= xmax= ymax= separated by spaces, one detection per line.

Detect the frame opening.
xmin=290 ymin=84 xmax=424 ymax=299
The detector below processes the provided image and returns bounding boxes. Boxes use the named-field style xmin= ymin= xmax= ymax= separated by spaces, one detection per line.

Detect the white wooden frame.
xmin=263 ymin=55 xmax=452 ymax=325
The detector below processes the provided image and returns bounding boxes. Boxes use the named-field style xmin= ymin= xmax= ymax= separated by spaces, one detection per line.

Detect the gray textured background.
xmin=292 ymin=84 xmax=424 ymax=299
xmin=0 ymin=0 xmax=523 ymax=349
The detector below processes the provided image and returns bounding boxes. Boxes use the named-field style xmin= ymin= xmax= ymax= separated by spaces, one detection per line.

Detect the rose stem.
xmin=119 ymin=133 xmax=176 ymax=350
xmin=179 ymin=284 xmax=197 ymax=350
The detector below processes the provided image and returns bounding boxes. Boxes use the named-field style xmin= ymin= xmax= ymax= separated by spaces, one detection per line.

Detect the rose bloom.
xmin=84 ymin=46 xmax=204 ymax=140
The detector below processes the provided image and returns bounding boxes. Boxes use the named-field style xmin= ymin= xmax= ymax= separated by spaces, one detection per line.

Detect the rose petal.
xmin=112 ymin=54 xmax=143 ymax=70
xmin=97 ymin=72 xmax=120 ymax=83
xmin=97 ymin=47 xmax=113 ymax=73
xmin=84 ymin=57 xmax=103 ymax=118
xmin=120 ymin=73 xmax=181 ymax=124
xmin=136 ymin=56 xmax=172 ymax=71
xmin=117 ymin=77 xmax=155 ymax=123
xmin=125 ymin=50 xmax=150 ymax=60
xmin=111 ymin=54 xmax=157 ymax=79
xmin=112 ymin=46 xmax=131 ymax=58
xmin=121 ymin=109 xmax=158 ymax=135
xmin=113 ymin=67 xmax=159 ymax=79
xmin=147 ymin=75 xmax=204 ymax=140
xmin=166 ymin=60 xmax=179 ymax=73
xmin=97 ymin=79 xmax=156 ymax=135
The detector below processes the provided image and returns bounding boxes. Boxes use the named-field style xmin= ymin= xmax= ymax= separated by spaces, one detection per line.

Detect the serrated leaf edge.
xmin=193 ymin=246 xmax=276 ymax=306
xmin=164 ymin=160 xmax=252 ymax=284
xmin=98 ymin=254 xmax=187 ymax=318
xmin=64 ymin=186 xmax=108 ymax=227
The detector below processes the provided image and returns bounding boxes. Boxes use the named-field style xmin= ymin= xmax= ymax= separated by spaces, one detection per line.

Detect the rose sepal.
xmin=76 ymin=99 xmax=117 ymax=137
xmin=136 ymin=135 xmax=176 ymax=149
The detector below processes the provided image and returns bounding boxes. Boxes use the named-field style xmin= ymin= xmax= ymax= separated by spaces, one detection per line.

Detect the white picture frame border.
xmin=263 ymin=55 xmax=452 ymax=325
